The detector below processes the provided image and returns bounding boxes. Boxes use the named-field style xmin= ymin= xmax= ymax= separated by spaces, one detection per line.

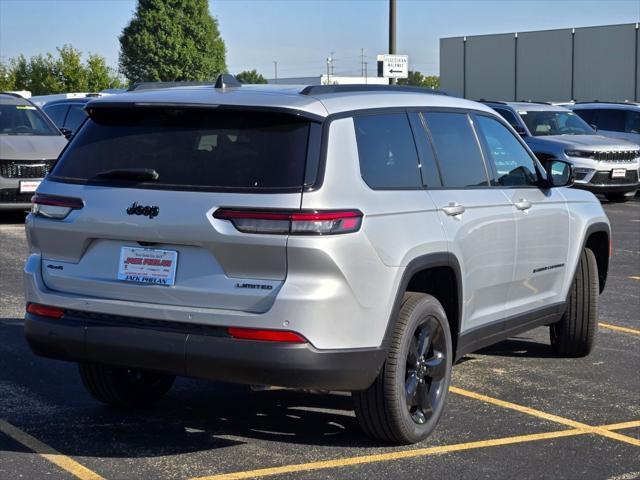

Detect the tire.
xmin=550 ymin=248 xmax=599 ymax=357
xmin=353 ymin=292 xmax=453 ymax=444
xmin=78 ymin=363 xmax=174 ymax=408
xmin=604 ymin=190 xmax=636 ymax=203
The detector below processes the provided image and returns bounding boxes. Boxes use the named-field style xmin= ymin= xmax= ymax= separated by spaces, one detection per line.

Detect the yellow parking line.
xmin=599 ymin=323 xmax=640 ymax=336
xmin=191 ymin=428 xmax=586 ymax=480
xmin=191 ymin=419 xmax=640 ymax=480
xmin=0 ymin=419 xmax=103 ymax=480
xmin=450 ymin=387 xmax=640 ymax=447
xmin=600 ymin=420 xmax=640 ymax=431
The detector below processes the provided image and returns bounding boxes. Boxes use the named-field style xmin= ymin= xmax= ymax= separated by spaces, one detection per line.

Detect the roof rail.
xmin=573 ymin=100 xmax=640 ymax=106
xmin=519 ymin=100 xmax=552 ymax=105
xmin=127 ymin=81 xmax=214 ymax=92
xmin=300 ymin=84 xmax=448 ymax=96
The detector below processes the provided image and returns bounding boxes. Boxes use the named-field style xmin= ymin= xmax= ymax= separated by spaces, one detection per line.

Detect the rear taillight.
xmin=213 ymin=209 xmax=363 ymax=235
xmin=26 ymin=303 xmax=64 ymax=319
xmin=31 ymin=194 xmax=83 ymax=219
xmin=227 ymin=327 xmax=307 ymax=343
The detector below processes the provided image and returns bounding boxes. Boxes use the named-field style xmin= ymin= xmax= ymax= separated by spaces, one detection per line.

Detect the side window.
xmin=407 ymin=112 xmax=442 ymax=187
xmin=353 ymin=113 xmax=422 ymax=189
xmin=475 ymin=115 xmax=539 ymax=187
xmin=43 ymin=104 xmax=69 ymax=128
xmin=64 ymin=105 xmax=88 ymax=132
xmin=494 ymin=108 xmax=521 ymax=130
xmin=597 ymin=109 xmax=626 ymax=132
xmin=422 ymin=112 xmax=489 ymax=187
xmin=625 ymin=111 xmax=640 ymax=134
xmin=573 ymin=108 xmax=596 ymax=126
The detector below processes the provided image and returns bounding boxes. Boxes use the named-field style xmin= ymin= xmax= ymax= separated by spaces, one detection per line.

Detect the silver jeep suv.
xmin=24 ymin=79 xmax=610 ymax=444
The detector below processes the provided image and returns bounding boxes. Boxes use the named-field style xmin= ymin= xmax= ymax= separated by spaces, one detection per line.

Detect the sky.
xmin=1 ymin=0 xmax=639 ymax=79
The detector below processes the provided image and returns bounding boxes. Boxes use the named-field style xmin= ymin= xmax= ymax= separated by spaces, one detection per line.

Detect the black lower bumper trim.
xmin=24 ymin=313 xmax=385 ymax=391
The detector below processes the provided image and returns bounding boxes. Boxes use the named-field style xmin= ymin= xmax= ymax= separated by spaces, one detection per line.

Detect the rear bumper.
xmin=24 ymin=311 xmax=385 ymax=391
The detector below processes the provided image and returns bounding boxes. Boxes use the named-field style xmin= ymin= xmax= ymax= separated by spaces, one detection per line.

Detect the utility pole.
xmin=330 ymin=52 xmax=335 ymax=76
xmin=360 ymin=48 xmax=365 ymax=77
xmin=273 ymin=61 xmax=278 ymax=84
xmin=389 ymin=0 xmax=396 ymax=85
xmin=364 ymin=61 xmax=368 ymax=84
xmin=326 ymin=56 xmax=332 ymax=84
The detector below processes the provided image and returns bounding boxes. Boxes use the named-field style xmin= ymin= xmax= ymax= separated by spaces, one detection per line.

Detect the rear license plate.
xmin=19 ymin=180 xmax=41 ymax=193
xmin=117 ymin=247 xmax=178 ymax=286
xmin=611 ymin=168 xmax=627 ymax=179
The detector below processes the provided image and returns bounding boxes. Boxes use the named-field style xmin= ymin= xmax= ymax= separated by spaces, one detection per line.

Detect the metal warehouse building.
xmin=440 ymin=23 xmax=639 ymax=103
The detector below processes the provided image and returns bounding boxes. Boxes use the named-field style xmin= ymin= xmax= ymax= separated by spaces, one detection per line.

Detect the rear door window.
xmin=353 ymin=113 xmax=422 ymax=189
xmin=422 ymin=112 xmax=489 ymax=187
xmin=51 ymin=108 xmax=315 ymax=191
xmin=625 ymin=111 xmax=640 ymax=134
xmin=64 ymin=105 xmax=88 ymax=132
xmin=596 ymin=109 xmax=626 ymax=132
xmin=43 ymin=104 xmax=69 ymax=128
xmin=407 ymin=112 xmax=442 ymax=187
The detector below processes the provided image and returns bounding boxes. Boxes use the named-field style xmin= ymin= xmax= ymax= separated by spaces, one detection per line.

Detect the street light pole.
xmin=389 ymin=0 xmax=396 ymax=85
xmin=273 ymin=61 xmax=278 ymax=84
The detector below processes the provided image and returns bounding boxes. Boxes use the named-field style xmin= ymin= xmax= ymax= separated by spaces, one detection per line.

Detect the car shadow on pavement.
xmin=0 ymin=211 xmax=28 ymax=224
xmin=477 ymin=337 xmax=556 ymax=359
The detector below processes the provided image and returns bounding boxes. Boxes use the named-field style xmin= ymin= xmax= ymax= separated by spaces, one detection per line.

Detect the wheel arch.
xmin=381 ymin=253 xmax=463 ymax=357
xmin=583 ymin=222 xmax=610 ymax=294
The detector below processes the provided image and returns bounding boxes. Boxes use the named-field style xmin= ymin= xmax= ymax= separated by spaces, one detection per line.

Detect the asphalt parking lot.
xmin=0 ymin=198 xmax=638 ymax=480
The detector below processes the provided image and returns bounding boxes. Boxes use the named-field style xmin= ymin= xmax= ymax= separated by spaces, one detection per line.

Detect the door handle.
xmin=514 ymin=199 xmax=532 ymax=211
xmin=442 ymin=203 xmax=466 ymax=216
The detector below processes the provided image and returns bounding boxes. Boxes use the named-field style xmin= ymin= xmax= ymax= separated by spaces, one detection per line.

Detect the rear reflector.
xmin=227 ymin=327 xmax=307 ymax=343
xmin=214 ymin=209 xmax=363 ymax=235
xmin=26 ymin=303 xmax=64 ymax=319
xmin=31 ymin=194 xmax=83 ymax=219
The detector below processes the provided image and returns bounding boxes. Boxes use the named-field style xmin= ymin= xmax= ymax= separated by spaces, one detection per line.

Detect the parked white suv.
xmin=24 ymin=79 xmax=610 ymax=444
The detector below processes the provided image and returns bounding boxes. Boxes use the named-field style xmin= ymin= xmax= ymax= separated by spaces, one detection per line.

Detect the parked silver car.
xmin=0 ymin=93 xmax=67 ymax=210
xmin=24 ymin=79 xmax=610 ymax=444
xmin=484 ymin=101 xmax=640 ymax=202
xmin=569 ymin=101 xmax=640 ymax=145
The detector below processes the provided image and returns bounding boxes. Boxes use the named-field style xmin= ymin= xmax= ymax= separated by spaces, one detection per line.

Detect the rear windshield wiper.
xmin=93 ymin=168 xmax=159 ymax=182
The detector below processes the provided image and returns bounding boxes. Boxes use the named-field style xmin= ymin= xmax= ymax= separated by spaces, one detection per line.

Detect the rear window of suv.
xmin=50 ymin=107 xmax=317 ymax=191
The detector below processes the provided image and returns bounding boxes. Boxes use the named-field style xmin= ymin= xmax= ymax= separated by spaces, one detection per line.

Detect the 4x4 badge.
xmin=126 ymin=202 xmax=159 ymax=219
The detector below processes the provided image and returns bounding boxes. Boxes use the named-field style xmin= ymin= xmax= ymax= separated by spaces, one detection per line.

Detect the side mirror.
xmin=544 ymin=159 xmax=574 ymax=187
xmin=514 ymin=125 xmax=527 ymax=136
xmin=59 ymin=127 xmax=73 ymax=139
xmin=590 ymin=124 xmax=598 ymax=132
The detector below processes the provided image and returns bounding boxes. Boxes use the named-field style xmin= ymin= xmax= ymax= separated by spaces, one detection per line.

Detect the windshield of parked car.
xmin=0 ymin=103 xmax=59 ymax=135
xmin=518 ymin=110 xmax=594 ymax=136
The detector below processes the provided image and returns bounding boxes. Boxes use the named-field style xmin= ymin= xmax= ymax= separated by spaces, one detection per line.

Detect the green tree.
xmin=235 ymin=69 xmax=267 ymax=84
xmin=9 ymin=55 xmax=30 ymax=91
xmin=119 ymin=0 xmax=226 ymax=83
xmin=26 ymin=53 xmax=60 ymax=95
xmin=398 ymin=71 xmax=440 ymax=90
xmin=56 ymin=45 xmax=88 ymax=92
xmin=86 ymin=54 xmax=125 ymax=91
xmin=2 ymin=48 xmax=124 ymax=95
xmin=0 ymin=60 xmax=16 ymax=91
